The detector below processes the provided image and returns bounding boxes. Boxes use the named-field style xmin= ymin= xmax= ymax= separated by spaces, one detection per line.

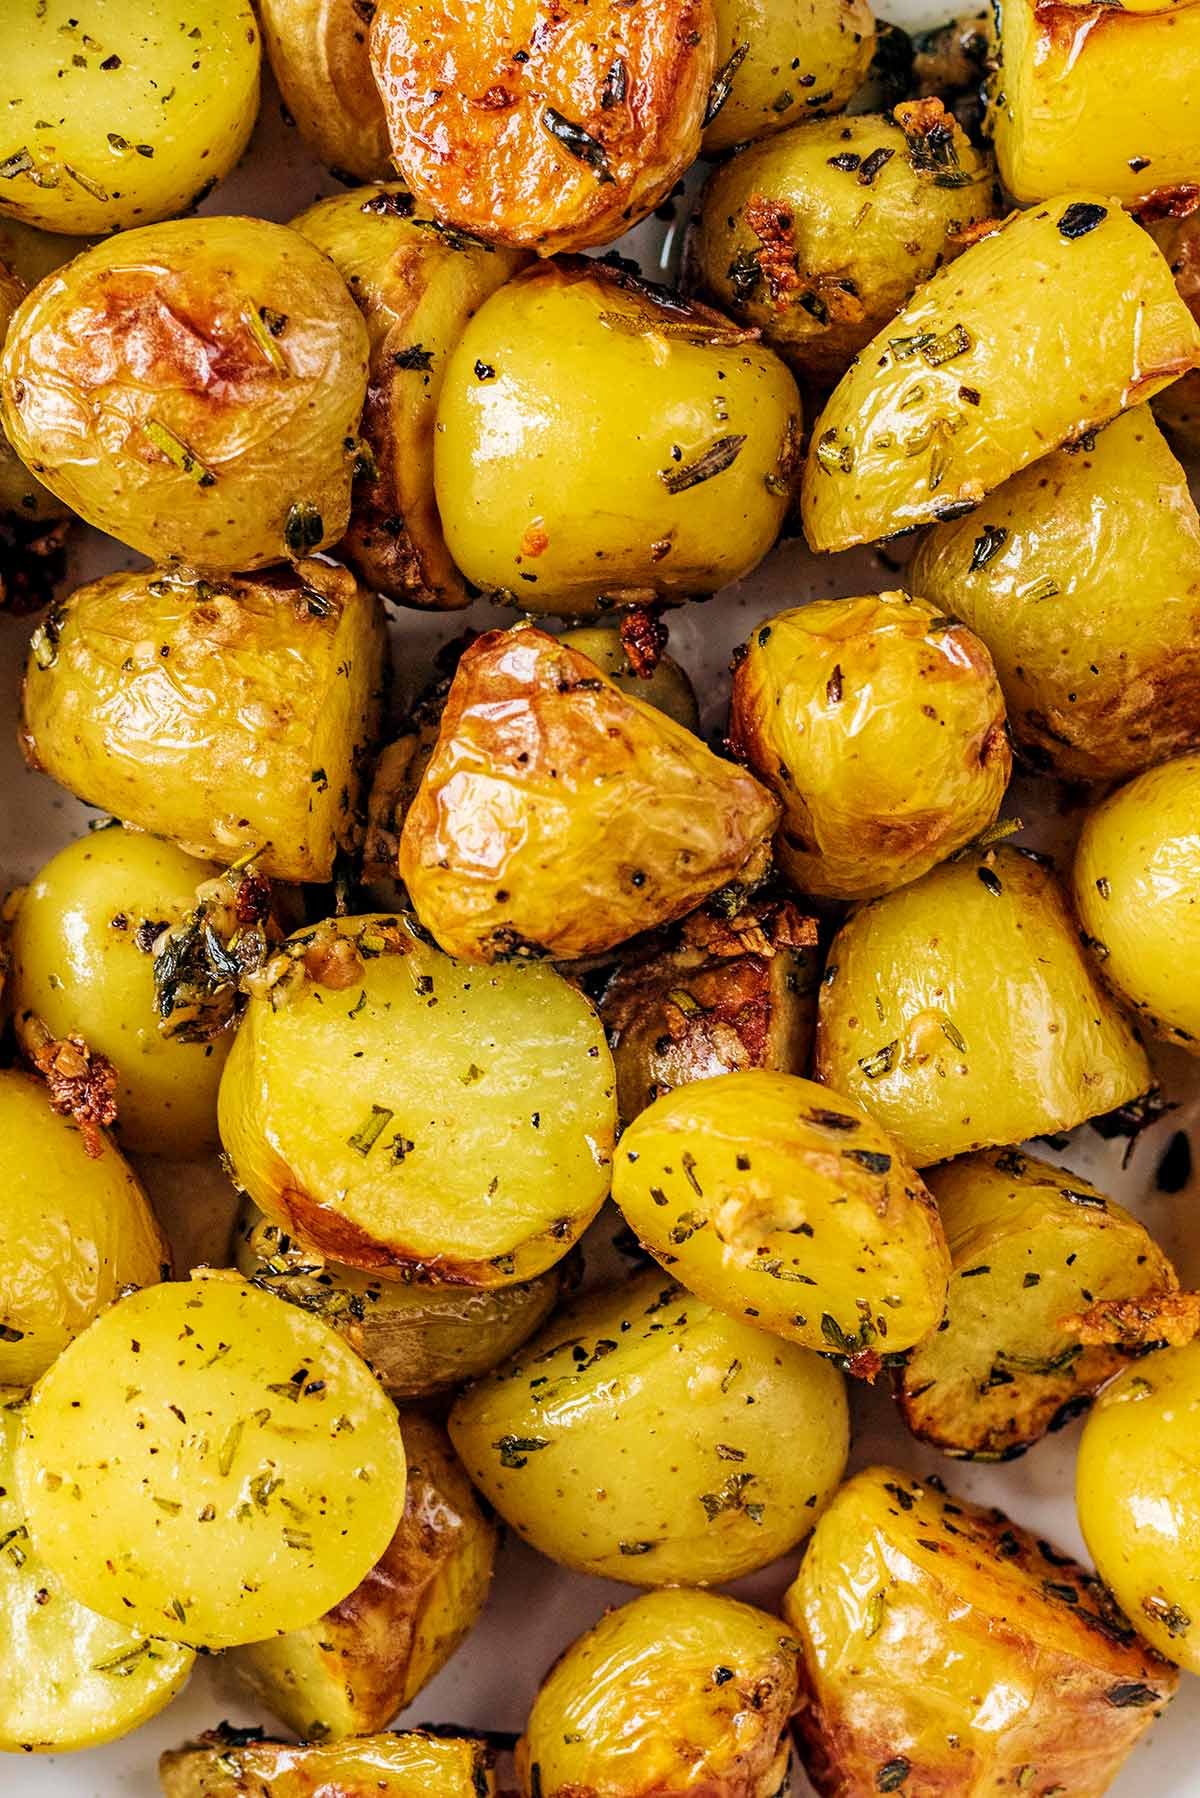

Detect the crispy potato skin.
xmin=260 ymin=0 xmax=392 ymax=181
xmin=800 ymin=195 xmax=1200 ymax=553
xmin=730 ymin=594 xmax=1009 ymax=899
xmin=702 ymin=0 xmax=876 ymax=154
xmin=695 ymin=110 xmax=995 ymax=380
xmin=20 ymin=561 xmax=387 ymax=883
xmin=785 ymin=1465 xmax=1177 ymax=1798
xmin=433 ymin=263 xmax=802 ymax=614
xmin=294 ymin=186 xmax=527 ymax=608
xmin=901 ymin=1148 xmax=1178 ymax=1461
xmin=370 ymin=0 xmax=715 ymax=255
xmin=399 ymin=628 xmax=780 ymax=962
xmin=160 ymin=1730 xmax=494 ymax=1797
xmin=1073 ymin=754 xmax=1200 ymax=1053
xmin=517 ymin=1589 xmax=802 ymax=1798
xmin=816 ymin=847 xmax=1151 ymax=1166
xmin=910 ymin=409 xmax=1200 ymax=781
xmin=0 ymin=218 xmax=368 ymax=571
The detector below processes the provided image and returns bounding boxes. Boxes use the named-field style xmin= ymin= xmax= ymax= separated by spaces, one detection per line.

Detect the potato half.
xmin=260 ymin=0 xmax=392 ymax=182
xmin=701 ymin=0 xmax=876 ymax=155
xmin=161 ymin=1729 xmax=494 ymax=1797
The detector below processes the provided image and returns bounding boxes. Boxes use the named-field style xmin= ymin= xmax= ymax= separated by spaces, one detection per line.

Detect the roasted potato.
xmin=0 ymin=217 xmax=368 ymax=571
xmin=16 ymin=1272 xmax=408 ymax=1650
xmin=694 ymin=104 xmax=996 ymax=380
xmin=0 ymin=0 xmax=260 ymax=235
xmin=20 ymin=561 xmax=387 ymax=883
xmin=785 ymin=1465 xmax=1177 ymax=1797
xmin=729 ymin=593 xmax=1009 ymax=899
xmin=1148 ymin=209 xmax=1200 ymax=457
xmin=230 ymin=1413 xmax=495 ymax=1737
xmin=517 ymin=1588 xmax=802 ymax=1798
xmin=218 ymin=913 xmax=616 ymax=1284
xmin=0 ymin=1067 xmax=166 ymax=1391
xmin=0 ymin=1399 xmax=193 ymax=1752
xmin=800 ymin=195 xmax=1200 ymax=553
xmin=0 ymin=263 xmax=66 ymax=524
xmin=900 ymin=1148 xmax=1178 ymax=1461
xmin=369 ymin=0 xmax=715 ymax=256
xmin=449 ymin=1267 xmax=848 ymax=1586
xmin=600 ymin=898 xmax=820 ymax=1125
xmin=399 ymin=627 xmax=780 ymax=962
xmin=293 ymin=186 xmax=527 ymax=608
xmin=816 ymin=846 xmax=1151 ymax=1165
xmin=161 ymin=1728 xmax=494 ymax=1797
xmin=260 ymin=0 xmax=391 ymax=182
xmin=910 ymin=408 xmax=1200 ymax=781
xmin=612 ymin=1070 xmax=950 ymax=1359
xmin=701 ymin=0 xmax=876 ymax=155
xmin=235 ymin=1203 xmax=564 ymax=1400
xmin=558 ymin=625 xmax=701 ymax=732
xmin=434 ymin=262 xmax=802 ymax=614
xmin=1074 ymin=754 xmax=1200 ymax=1054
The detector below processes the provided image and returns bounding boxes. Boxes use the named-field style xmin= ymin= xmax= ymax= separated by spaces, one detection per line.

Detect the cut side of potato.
xmin=160 ymin=1727 xmax=495 ymax=1797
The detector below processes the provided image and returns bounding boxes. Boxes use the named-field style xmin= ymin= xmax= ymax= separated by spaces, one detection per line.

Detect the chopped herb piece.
xmin=144 ymin=419 xmax=216 ymax=486
xmin=877 ymin=1758 xmax=911 ymax=1790
xmin=970 ymin=523 xmax=1007 ymax=570
xmin=1104 ymin=1682 xmax=1161 ymax=1708
xmin=600 ymin=58 xmax=628 ymax=108
xmin=977 ymin=867 xmax=1002 ymax=897
xmin=618 ymin=1539 xmax=657 ymax=1555
xmin=284 ymin=501 xmax=324 ymax=555
xmin=541 ymin=107 xmax=614 ymax=182
xmin=1142 ymin=1595 xmax=1192 ymax=1637
xmin=704 ymin=42 xmax=749 ymax=126
xmin=394 ymin=343 xmax=435 ymax=370
xmin=495 ymin=1434 xmax=551 ymax=1469
xmin=659 ymin=435 xmax=747 ymax=494
xmin=814 ymin=427 xmax=853 ymax=474
xmin=859 ymin=1040 xmax=898 ymax=1079
xmin=864 ymin=1589 xmax=887 ymax=1637
xmin=858 ymin=146 xmax=894 ymax=186
xmin=1059 ymin=202 xmax=1107 ymax=239
xmin=727 ymin=247 xmax=762 ymax=304
xmin=347 ymin=1105 xmax=394 ymax=1156
xmin=843 ymin=1148 xmax=891 ymax=1175
xmin=699 ymin=1470 xmax=759 ymax=1520
xmin=0 ymin=148 xmax=34 ymax=180
xmin=920 ymin=323 xmax=972 ymax=366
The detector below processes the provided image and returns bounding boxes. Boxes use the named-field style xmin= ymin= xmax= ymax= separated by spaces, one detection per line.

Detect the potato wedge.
xmin=900 ymin=1148 xmax=1177 ymax=1461
xmin=785 ymin=1465 xmax=1177 ymax=1797
xmin=815 ymin=846 xmax=1151 ymax=1165
xmin=612 ymin=1071 xmax=950 ymax=1360
xmin=161 ymin=1728 xmax=494 ymax=1797
xmin=20 ymin=561 xmax=387 ymax=883
xmin=702 ymin=0 xmax=876 ymax=154
xmin=260 ymin=0 xmax=391 ymax=182
xmin=800 ymin=195 xmax=1200 ymax=552
xmin=558 ymin=626 xmax=701 ymax=732
xmin=399 ymin=627 xmax=780 ymax=962
xmin=16 ymin=1273 xmax=407 ymax=1650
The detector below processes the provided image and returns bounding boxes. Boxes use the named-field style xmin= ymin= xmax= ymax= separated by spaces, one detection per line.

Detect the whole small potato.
xmin=910 ymin=409 xmax=1200 ymax=781
xmin=517 ymin=1589 xmax=802 ymax=1798
xmin=161 ymin=1728 xmax=495 ymax=1797
xmin=695 ymin=105 xmax=995 ymax=380
xmin=0 ymin=217 xmax=368 ymax=571
xmin=730 ymin=593 xmax=1009 ymax=899
xmin=1074 ymin=755 xmax=1200 ymax=1054
xmin=612 ymin=1070 xmax=950 ymax=1360
xmin=0 ymin=264 xmax=66 ymax=524
xmin=370 ymin=0 xmax=715 ymax=256
xmin=816 ymin=846 xmax=1151 ymax=1165
xmin=449 ymin=1268 xmax=848 ymax=1586
xmin=434 ymin=262 xmax=801 ymax=614
xmin=20 ymin=561 xmax=388 ymax=883
xmin=260 ymin=0 xmax=391 ymax=181
xmin=702 ymin=0 xmax=876 ymax=155
xmin=558 ymin=625 xmax=701 ymax=731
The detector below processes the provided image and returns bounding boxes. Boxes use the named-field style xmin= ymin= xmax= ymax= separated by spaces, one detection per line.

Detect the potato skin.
xmin=800 ymin=195 xmax=1200 ymax=553
xmin=293 ymin=186 xmax=527 ymax=608
xmin=910 ymin=408 xmax=1200 ymax=781
xmin=260 ymin=0 xmax=392 ymax=181
xmin=784 ymin=1465 xmax=1177 ymax=1798
xmin=0 ymin=217 xmax=368 ymax=571
xmin=20 ymin=561 xmax=387 ymax=883
xmin=730 ymin=593 xmax=1009 ymax=899
xmin=399 ymin=628 xmax=780 ymax=962
xmin=0 ymin=264 xmax=66 ymax=524
xmin=449 ymin=1268 xmax=848 ymax=1586
xmin=816 ymin=846 xmax=1151 ymax=1166
xmin=613 ymin=1071 xmax=950 ymax=1359
xmin=702 ymin=0 xmax=876 ymax=155
xmin=694 ymin=108 xmax=995 ymax=380
xmin=370 ymin=0 xmax=715 ymax=256
xmin=434 ymin=262 xmax=801 ymax=614
xmin=160 ymin=1730 xmax=494 ymax=1798
xmin=517 ymin=1588 xmax=802 ymax=1798
xmin=1073 ymin=754 xmax=1200 ymax=1053
xmin=558 ymin=626 xmax=701 ymax=732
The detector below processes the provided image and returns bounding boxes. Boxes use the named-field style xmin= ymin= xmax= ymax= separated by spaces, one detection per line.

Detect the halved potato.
xmin=260 ymin=0 xmax=392 ymax=181
xmin=161 ymin=1728 xmax=494 ymax=1797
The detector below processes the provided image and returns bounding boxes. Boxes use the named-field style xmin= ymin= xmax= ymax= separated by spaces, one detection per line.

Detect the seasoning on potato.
xmin=612 ymin=1070 xmax=950 ymax=1362
xmin=433 ymin=262 xmax=802 ymax=614
xmin=369 ymin=0 xmax=715 ymax=255
xmin=160 ymin=1727 xmax=495 ymax=1798
xmin=558 ymin=625 xmax=701 ymax=732
xmin=729 ymin=592 xmax=1010 ymax=899
xmin=801 ymin=194 xmax=1200 ymax=553
xmin=399 ymin=627 xmax=780 ymax=962
xmin=20 ymin=561 xmax=388 ymax=883
xmin=701 ymin=0 xmax=876 ymax=155
xmin=0 ymin=217 xmax=368 ymax=571
xmin=816 ymin=846 xmax=1151 ymax=1165
xmin=260 ymin=0 xmax=391 ymax=182
xmin=910 ymin=408 xmax=1200 ymax=781
xmin=785 ymin=1465 xmax=1178 ymax=1797
xmin=218 ymin=913 xmax=616 ymax=1284
xmin=899 ymin=1148 xmax=1178 ymax=1462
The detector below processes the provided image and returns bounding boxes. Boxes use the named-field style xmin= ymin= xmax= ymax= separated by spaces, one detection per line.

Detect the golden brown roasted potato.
xmin=558 ymin=626 xmax=701 ymax=731
xmin=0 ymin=263 xmax=66 ymax=524
xmin=701 ymin=0 xmax=876 ymax=154
xmin=260 ymin=0 xmax=392 ymax=181
xmin=160 ymin=1727 xmax=495 ymax=1797
xmin=900 ymin=1148 xmax=1178 ymax=1461
xmin=1148 ymin=208 xmax=1200 ymax=456
xmin=801 ymin=195 xmax=1200 ymax=553
xmin=816 ymin=846 xmax=1151 ymax=1165
xmin=729 ymin=593 xmax=1010 ymax=899
xmin=399 ymin=627 xmax=780 ymax=962
xmin=20 ymin=562 xmax=387 ymax=883
xmin=0 ymin=217 xmax=368 ymax=571
xmin=910 ymin=408 xmax=1200 ymax=781
xmin=785 ymin=1465 xmax=1177 ymax=1797
xmin=369 ymin=0 xmax=715 ymax=255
